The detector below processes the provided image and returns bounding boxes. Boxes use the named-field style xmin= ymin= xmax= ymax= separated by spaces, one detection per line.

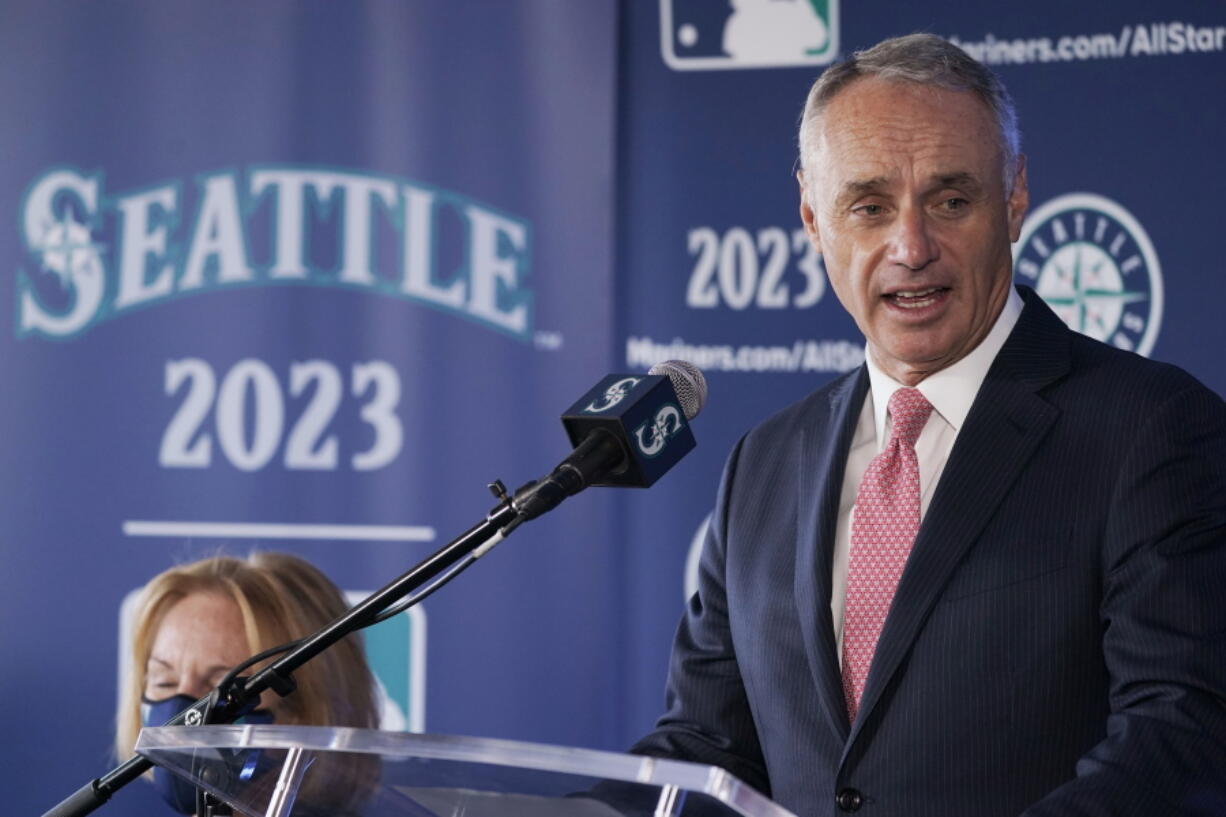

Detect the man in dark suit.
xmin=631 ymin=34 xmax=1226 ymax=817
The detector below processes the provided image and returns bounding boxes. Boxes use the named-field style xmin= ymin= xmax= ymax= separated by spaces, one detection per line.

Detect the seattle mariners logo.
xmin=633 ymin=404 xmax=685 ymax=457
xmin=584 ymin=377 xmax=642 ymax=413
xmin=1014 ymin=193 xmax=1163 ymax=356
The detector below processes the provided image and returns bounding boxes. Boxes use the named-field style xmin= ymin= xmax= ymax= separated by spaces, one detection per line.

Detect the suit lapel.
xmin=847 ymin=290 xmax=1072 ymax=745
xmin=795 ymin=368 xmax=869 ymax=742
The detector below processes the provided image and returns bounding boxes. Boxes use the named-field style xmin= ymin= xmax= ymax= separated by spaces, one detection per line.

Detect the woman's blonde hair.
xmin=116 ymin=551 xmax=379 ymax=761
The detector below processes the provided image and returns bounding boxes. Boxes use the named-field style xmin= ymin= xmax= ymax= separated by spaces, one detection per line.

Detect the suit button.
xmin=835 ymin=787 xmax=863 ymax=811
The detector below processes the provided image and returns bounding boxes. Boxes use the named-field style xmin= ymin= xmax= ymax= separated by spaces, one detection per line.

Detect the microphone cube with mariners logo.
xmin=561 ymin=373 xmax=696 ymax=488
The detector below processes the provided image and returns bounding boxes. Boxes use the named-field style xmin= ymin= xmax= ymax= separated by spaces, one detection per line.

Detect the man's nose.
xmin=886 ymin=206 xmax=940 ymax=270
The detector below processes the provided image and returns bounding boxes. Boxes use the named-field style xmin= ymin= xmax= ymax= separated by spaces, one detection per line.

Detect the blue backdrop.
xmin=4 ymin=2 xmax=1223 ymax=814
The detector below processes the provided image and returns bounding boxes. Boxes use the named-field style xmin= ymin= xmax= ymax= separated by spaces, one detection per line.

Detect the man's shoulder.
xmin=740 ymin=367 xmax=866 ymax=448
xmin=1011 ymin=286 xmax=1221 ymax=410
xmin=1062 ymin=328 xmax=1220 ymax=408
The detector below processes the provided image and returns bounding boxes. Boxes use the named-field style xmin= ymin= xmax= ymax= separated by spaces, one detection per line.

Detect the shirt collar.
xmin=865 ymin=285 xmax=1024 ymax=444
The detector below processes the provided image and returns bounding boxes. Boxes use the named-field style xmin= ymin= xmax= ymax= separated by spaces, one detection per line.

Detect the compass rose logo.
xmin=1014 ymin=193 xmax=1163 ymax=357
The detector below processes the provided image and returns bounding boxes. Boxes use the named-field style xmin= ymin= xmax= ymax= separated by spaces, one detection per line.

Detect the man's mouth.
xmin=884 ymin=287 xmax=949 ymax=308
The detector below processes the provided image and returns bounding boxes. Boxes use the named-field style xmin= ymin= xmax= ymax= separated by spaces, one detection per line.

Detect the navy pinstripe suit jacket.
xmin=633 ymin=287 xmax=1226 ymax=817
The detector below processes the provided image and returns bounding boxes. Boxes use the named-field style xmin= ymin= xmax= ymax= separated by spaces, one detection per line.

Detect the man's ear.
xmin=798 ymin=170 xmax=822 ymax=254
xmin=1006 ymin=155 xmax=1029 ymax=243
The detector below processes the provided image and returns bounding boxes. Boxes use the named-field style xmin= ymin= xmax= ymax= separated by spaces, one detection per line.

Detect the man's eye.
xmin=854 ymin=204 xmax=884 ymax=216
xmin=941 ymin=197 xmax=969 ymax=211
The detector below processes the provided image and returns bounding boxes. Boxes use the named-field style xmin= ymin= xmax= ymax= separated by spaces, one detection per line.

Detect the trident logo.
xmin=634 ymin=404 xmax=684 ymax=457
xmin=584 ymin=377 xmax=642 ymax=413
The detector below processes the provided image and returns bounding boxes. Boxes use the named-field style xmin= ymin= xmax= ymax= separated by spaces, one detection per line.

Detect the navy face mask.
xmin=141 ymin=693 xmax=275 ymax=814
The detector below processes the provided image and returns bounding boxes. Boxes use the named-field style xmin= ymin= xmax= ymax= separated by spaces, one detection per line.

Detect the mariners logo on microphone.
xmin=633 ymin=404 xmax=685 ymax=458
xmin=1014 ymin=193 xmax=1163 ymax=357
xmin=660 ymin=0 xmax=839 ymax=70
xmin=584 ymin=377 xmax=642 ymax=413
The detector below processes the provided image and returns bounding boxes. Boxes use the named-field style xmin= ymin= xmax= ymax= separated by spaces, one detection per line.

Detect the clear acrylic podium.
xmin=135 ymin=725 xmax=799 ymax=817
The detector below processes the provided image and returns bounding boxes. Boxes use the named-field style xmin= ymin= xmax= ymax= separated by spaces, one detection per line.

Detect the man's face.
xmin=799 ymin=77 xmax=1028 ymax=385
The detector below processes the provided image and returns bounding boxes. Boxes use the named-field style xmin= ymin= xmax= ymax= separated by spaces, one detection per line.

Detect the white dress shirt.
xmin=831 ymin=287 xmax=1024 ymax=659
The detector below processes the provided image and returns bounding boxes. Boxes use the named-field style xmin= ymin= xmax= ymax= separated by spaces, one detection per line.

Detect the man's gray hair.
xmin=798 ymin=33 xmax=1021 ymax=191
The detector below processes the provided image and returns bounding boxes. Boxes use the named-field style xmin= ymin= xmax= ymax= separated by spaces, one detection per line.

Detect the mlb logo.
xmin=661 ymin=0 xmax=839 ymax=70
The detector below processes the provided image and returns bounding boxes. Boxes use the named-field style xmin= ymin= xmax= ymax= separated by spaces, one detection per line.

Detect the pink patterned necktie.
xmin=842 ymin=387 xmax=934 ymax=722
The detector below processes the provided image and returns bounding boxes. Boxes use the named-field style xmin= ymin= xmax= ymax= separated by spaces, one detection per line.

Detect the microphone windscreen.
xmin=648 ymin=360 xmax=707 ymax=420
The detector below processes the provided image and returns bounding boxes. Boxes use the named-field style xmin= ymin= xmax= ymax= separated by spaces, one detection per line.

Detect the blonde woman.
xmin=117 ymin=552 xmax=380 ymax=814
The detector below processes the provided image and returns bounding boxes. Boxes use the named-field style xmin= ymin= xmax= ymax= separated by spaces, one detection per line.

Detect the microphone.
xmin=510 ymin=360 xmax=707 ymax=521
